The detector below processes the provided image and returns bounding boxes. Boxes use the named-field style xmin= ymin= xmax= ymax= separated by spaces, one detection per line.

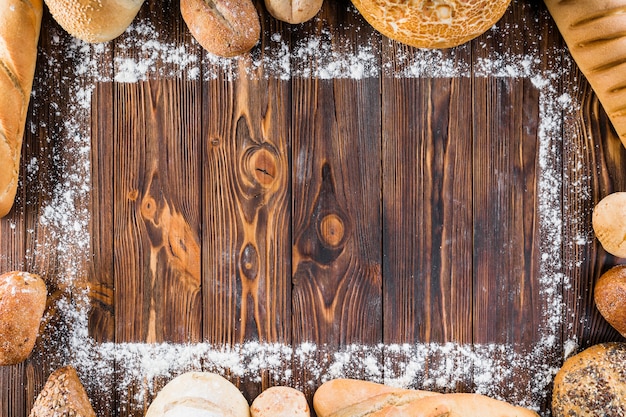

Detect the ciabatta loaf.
xmin=350 ymin=0 xmax=512 ymax=49
xmin=544 ymin=0 xmax=626 ymax=149
xmin=0 ymin=0 xmax=42 ymax=218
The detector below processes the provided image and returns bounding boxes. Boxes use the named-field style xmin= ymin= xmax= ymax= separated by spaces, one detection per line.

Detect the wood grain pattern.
xmin=1 ymin=1 xmax=626 ymax=417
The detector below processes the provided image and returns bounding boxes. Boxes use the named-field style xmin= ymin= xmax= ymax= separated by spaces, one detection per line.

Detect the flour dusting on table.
xmin=18 ymin=7 xmax=582 ymax=416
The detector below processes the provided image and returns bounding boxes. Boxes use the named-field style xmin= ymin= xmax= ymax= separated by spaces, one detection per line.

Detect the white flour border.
xmin=25 ymin=14 xmax=577 ymax=416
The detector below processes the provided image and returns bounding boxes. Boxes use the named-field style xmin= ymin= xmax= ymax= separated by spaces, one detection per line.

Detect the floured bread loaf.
xmin=29 ymin=366 xmax=96 ymax=417
xmin=145 ymin=372 xmax=250 ymax=417
xmin=592 ymin=192 xmax=626 ymax=258
xmin=44 ymin=0 xmax=145 ymax=42
xmin=350 ymin=0 xmax=512 ymax=49
xmin=552 ymin=343 xmax=626 ymax=416
xmin=251 ymin=386 xmax=310 ymax=417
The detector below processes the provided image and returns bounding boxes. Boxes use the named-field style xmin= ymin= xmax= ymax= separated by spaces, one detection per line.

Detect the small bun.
xmin=29 ymin=366 xmax=96 ymax=417
xmin=594 ymin=265 xmax=626 ymax=337
xmin=44 ymin=0 xmax=145 ymax=43
xmin=264 ymin=0 xmax=323 ymax=24
xmin=593 ymin=192 xmax=626 ymax=258
xmin=251 ymin=386 xmax=310 ymax=417
xmin=552 ymin=343 xmax=626 ymax=416
xmin=350 ymin=0 xmax=512 ymax=49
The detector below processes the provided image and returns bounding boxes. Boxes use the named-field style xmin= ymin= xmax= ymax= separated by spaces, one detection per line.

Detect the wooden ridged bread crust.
xmin=0 ymin=0 xmax=42 ymax=218
xmin=544 ymin=0 xmax=626 ymax=149
xmin=350 ymin=0 xmax=512 ymax=49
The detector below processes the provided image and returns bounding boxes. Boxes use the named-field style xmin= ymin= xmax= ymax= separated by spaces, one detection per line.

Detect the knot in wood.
xmin=318 ymin=213 xmax=345 ymax=248
xmin=247 ymin=148 xmax=278 ymax=188
xmin=240 ymin=243 xmax=259 ymax=281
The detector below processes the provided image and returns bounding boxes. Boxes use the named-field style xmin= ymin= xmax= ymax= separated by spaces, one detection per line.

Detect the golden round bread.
xmin=594 ymin=265 xmax=626 ymax=337
xmin=264 ymin=0 xmax=323 ymax=24
xmin=0 ymin=271 xmax=47 ymax=365
xmin=44 ymin=0 xmax=145 ymax=43
xmin=350 ymin=0 xmax=512 ymax=49
xmin=592 ymin=192 xmax=626 ymax=258
xmin=251 ymin=386 xmax=310 ymax=417
xmin=552 ymin=343 xmax=626 ymax=416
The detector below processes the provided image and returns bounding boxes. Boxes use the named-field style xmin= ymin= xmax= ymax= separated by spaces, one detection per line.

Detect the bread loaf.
xmin=264 ymin=0 xmax=323 ymax=24
xmin=251 ymin=386 xmax=310 ymax=417
xmin=0 ymin=0 xmax=42 ymax=218
xmin=181 ymin=0 xmax=260 ymax=57
xmin=44 ymin=0 xmax=145 ymax=43
xmin=0 ymin=271 xmax=47 ymax=365
xmin=349 ymin=0 xmax=512 ymax=49
xmin=592 ymin=192 xmax=626 ymax=258
xmin=313 ymin=379 xmax=538 ymax=417
xmin=29 ymin=366 xmax=96 ymax=417
xmin=145 ymin=372 xmax=250 ymax=417
xmin=552 ymin=343 xmax=626 ymax=416
xmin=594 ymin=265 xmax=626 ymax=337
xmin=544 ymin=0 xmax=626 ymax=149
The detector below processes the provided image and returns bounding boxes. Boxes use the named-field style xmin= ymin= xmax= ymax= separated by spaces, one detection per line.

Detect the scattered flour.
xmin=13 ymin=6 xmax=584 ymax=417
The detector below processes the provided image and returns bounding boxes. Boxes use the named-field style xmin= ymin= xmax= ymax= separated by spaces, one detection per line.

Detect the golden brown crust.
xmin=552 ymin=343 xmax=626 ymax=417
xmin=544 ymin=0 xmax=626 ymax=148
xmin=350 ymin=0 xmax=512 ymax=49
xmin=29 ymin=366 xmax=97 ymax=417
xmin=0 ymin=0 xmax=43 ymax=218
xmin=0 ymin=271 xmax=47 ymax=365
xmin=592 ymin=192 xmax=626 ymax=258
xmin=44 ymin=0 xmax=145 ymax=43
xmin=180 ymin=0 xmax=260 ymax=57
xmin=595 ymin=265 xmax=626 ymax=337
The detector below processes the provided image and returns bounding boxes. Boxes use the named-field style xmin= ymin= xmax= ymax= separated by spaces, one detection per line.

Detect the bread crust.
xmin=0 ymin=0 xmax=42 ymax=217
xmin=44 ymin=0 xmax=145 ymax=43
xmin=29 ymin=366 xmax=96 ymax=417
xmin=350 ymin=0 xmax=512 ymax=49
xmin=251 ymin=386 xmax=310 ymax=417
xmin=594 ymin=265 xmax=626 ymax=337
xmin=0 ymin=271 xmax=47 ymax=365
xmin=552 ymin=343 xmax=626 ymax=416
xmin=592 ymin=192 xmax=626 ymax=258
xmin=264 ymin=0 xmax=323 ymax=24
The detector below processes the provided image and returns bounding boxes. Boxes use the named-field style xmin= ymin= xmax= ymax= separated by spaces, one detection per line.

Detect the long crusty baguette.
xmin=544 ymin=0 xmax=626 ymax=149
xmin=314 ymin=379 xmax=539 ymax=417
xmin=0 ymin=0 xmax=42 ymax=218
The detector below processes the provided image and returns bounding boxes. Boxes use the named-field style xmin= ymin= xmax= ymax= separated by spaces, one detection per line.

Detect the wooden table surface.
xmin=1 ymin=0 xmax=625 ymax=416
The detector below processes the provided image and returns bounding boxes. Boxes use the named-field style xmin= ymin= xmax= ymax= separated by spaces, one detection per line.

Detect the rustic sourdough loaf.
xmin=594 ymin=265 xmax=626 ymax=337
xmin=44 ymin=0 xmax=145 ymax=43
xmin=552 ymin=343 xmax=626 ymax=416
xmin=0 ymin=271 xmax=47 ymax=365
xmin=544 ymin=0 xmax=626 ymax=149
xmin=29 ymin=366 xmax=96 ymax=417
xmin=592 ymin=192 xmax=626 ymax=258
xmin=0 ymin=0 xmax=42 ymax=218
xmin=350 ymin=0 xmax=512 ymax=49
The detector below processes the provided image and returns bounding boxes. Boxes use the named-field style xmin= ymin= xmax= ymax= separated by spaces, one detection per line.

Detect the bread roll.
xmin=145 ymin=372 xmax=250 ymax=417
xmin=0 ymin=0 xmax=42 ymax=218
xmin=29 ymin=366 xmax=96 ymax=417
xmin=552 ymin=343 xmax=626 ymax=416
xmin=44 ymin=0 xmax=145 ymax=43
xmin=313 ymin=379 xmax=537 ymax=417
xmin=349 ymin=0 xmax=512 ymax=49
xmin=594 ymin=265 xmax=626 ymax=337
xmin=0 ymin=271 xmax=47 ymax=365
xmin=264 ymin=0 xmax=323 ymax=24
xmin=251 ymin=386 xmax=310 ymax=417
xmin=544 ymin=0 xmax=626 ymax=149
xmin=180 ymin=0 xmax=260 ymax=57
xmin=592 ymin=192 xmax=626 ymax=258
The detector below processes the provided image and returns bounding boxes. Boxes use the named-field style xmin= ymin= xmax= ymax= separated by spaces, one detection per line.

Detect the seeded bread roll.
xmin=544 ymin=0 xmax=626 ymax=149
xmin=552 ymin=343 xmax=626 ymax=416
xmin=44 ymin=0 xmax=145 ymax=43
xmin=29 ymin=366 xmax=96 ymax=417
xmin=0 ymin=271 xmax=47 ymax=365
xmin=0 ymin=0 xmax=42 ymax=218
xmin=594 ymin=265 xmax=626 ymax=337
xmin=350 ymin=0 xmax=512 ymax=49
xmin=592 ymin=192 xmax=626 ymax=258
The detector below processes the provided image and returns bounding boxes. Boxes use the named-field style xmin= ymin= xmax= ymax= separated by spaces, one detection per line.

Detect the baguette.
xmin=0 ymin=0 xmax=42 ymax=218
xmin=544 ymin=0 xmax=626 ymax=149
xmin=44 ymin=0 xmax=145 ymax=43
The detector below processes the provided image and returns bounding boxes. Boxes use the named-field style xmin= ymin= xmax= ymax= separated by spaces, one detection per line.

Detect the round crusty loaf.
xmin=251 ymin=386 xmax=310 ymax=417
xmin=0 ymin=271 xmax=47 ymax=365
xmin=181 ymin=0 xmax=260 ymax=57
xmin=145 ymin=372 xmax=250 ymax=417
xmin=44 ymin=0 xmax=145 ymax=43
xmin=592 ymin=192 xmax=626 ymax=258
xmin=594 ymin=265 xmax=626 ymax=337
xmin=552 ymin=343 xmax=626 ymax=416
xmin=264 ymin=0 xmax=323 ymax=24
xmin=350 ymin=0 xmax=512 ymax=49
